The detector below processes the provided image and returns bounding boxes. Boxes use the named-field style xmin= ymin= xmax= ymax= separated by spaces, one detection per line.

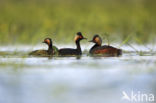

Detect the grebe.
xmin=58 ymin=32 xmax=86 ymax=56
xmin=29 ymin=38 xmax=58 ymax=56
xmin=89 ymin=34 xmax=122 ymax=56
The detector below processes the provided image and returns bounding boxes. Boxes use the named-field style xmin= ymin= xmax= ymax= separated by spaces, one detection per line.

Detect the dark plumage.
xmin=89 ymin=34 xmax=122 ymax=56
xmin=29 ymin=38 xmax=58 ymax=56
xmin=58 ymin=32 xmax=86 ymax=56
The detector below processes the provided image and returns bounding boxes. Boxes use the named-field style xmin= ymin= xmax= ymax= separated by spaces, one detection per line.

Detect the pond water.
xmin=0 ymin=45 xmax=156 ymax=103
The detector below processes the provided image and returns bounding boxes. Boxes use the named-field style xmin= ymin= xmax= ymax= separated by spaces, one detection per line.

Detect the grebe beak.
xmin=42 ymin=41 xmax=45 ymax=43
xmin=88 ymin=40 xmax=93 ymax=42
xmin=83 ymin=37 xmax=87 ymax=40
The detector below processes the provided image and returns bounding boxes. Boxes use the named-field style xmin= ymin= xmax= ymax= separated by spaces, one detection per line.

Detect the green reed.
xmin=0 ymin=0 xmax=155 ymax=44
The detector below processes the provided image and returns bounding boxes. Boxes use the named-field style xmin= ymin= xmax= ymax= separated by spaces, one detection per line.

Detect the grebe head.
xmin=43 ymin=38 xmax=52 ymax=45
xmin=89 ymin=34 xmax=102 ymax=46
xmin=74 ymin=32 xmax=87 ymax=42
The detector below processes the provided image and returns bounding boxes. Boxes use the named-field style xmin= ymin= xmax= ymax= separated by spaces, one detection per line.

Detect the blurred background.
xmin=0 ymin=0 xmax=156 ymax=45
xmin=0 ymin=1 xmax=156 ymax=103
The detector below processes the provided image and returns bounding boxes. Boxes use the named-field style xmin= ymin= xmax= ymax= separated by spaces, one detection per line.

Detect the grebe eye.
xmin=45 ymin=39 xmax=47 ymax=43
xmin=46 ymin=39 xmax=50 ymax=44
xmin=95 ymin=37 xmax=99 ymax=42
xmin=79 ymin=36 xmax=83 ymax=39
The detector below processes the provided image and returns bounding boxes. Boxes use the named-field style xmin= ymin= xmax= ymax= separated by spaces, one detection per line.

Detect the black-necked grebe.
xmin=89 ymin=34 xmax=122 ymax=56
xmin=29 ymin=38 xmax=58 ymax=56
xmin=58 ymin=32 xmax=86 ymax=56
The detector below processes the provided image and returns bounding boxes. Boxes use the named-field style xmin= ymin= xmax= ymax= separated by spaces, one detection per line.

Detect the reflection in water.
xmin=0 ymin=45 xmax=156 ymax=103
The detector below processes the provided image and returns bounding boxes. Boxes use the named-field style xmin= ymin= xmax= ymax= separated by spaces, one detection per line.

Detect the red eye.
xmin=45 ymin=39 xmax=50 ymax=44
xmin=79 ymin=36 xmax=83 ymax=39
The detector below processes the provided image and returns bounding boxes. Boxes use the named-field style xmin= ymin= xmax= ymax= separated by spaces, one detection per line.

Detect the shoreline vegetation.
xmin=0 ymin=0 xmax=155 ymax=44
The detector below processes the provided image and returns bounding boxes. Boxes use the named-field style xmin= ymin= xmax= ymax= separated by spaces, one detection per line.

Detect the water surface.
xmin=0 ymin=45 xmax=156 ymax=103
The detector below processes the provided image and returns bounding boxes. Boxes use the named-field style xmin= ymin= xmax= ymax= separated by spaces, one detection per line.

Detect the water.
xmin=0 ymin=45 xmax=156 ymax=103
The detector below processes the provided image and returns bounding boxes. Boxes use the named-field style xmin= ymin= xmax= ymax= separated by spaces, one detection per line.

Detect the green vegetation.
xmin=0 ymin=0 xmax=155 ymax=44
